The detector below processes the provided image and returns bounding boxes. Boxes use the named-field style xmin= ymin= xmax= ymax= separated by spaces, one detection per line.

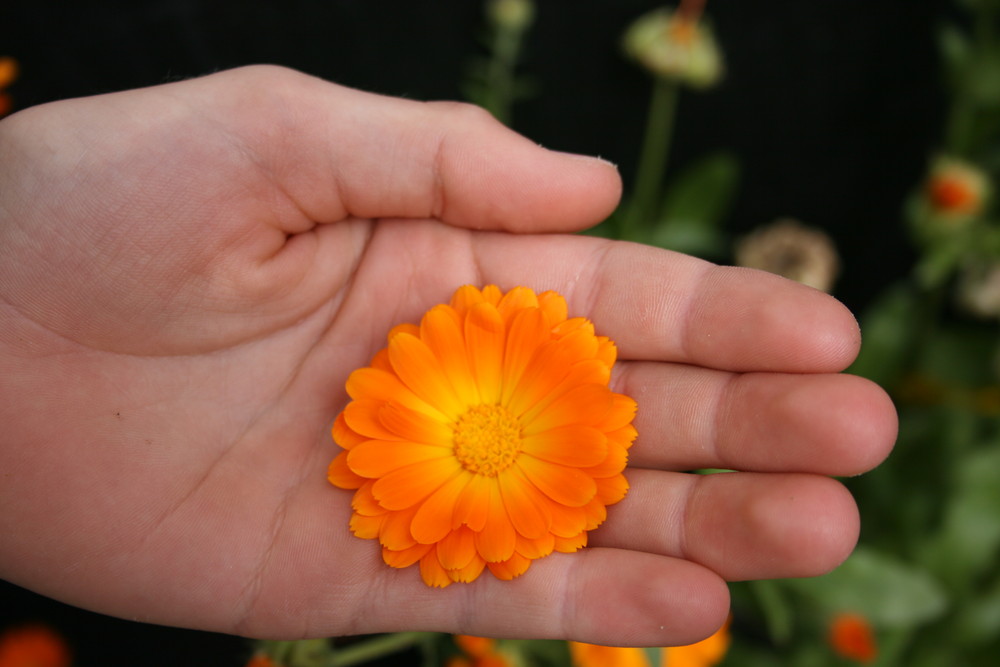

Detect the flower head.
xmin=622 ymin=7 xmax=723 ymax=88
xmin=447 ymin=636 xmax=518 ymax=667
xmin=329 ymin=285 xmax=637 ymax=587
xmin=569 ymin=617 xmax=730 ymax=667
xmin=0 ymin=57 xmax=19 ymax=117
xmin=0 ymin=625 xmax=71 ymax=667
xmin=828 ymin=612 xmax=877 ymax=664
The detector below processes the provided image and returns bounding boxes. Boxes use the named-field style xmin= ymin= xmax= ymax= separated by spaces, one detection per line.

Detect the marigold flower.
xmin=926 ymin=156 xmax=988 ymax=218
xmin=0 ymin=57 xmax=19 ymax=117
xmin=0 ymin=624 xmax=71 ymax=667
xmin=569 ymin=617 xmax=730 ymax=667
xmin=329 ymin=285 xmax=637 ymax=587
xmin=244 ymin=653 xmax=282 ymax=667
xmin=448 ymin=636 xmax=517 ymax=667
xmin=661 ymin=617 xmax=731 ymax=667
xmin=569 ymin=643 xmax=650 ymax=667
xmin=622 ymin=6 xmax=723 ymax=88
xmin=828 ymin=612 xmax=877 ymax=664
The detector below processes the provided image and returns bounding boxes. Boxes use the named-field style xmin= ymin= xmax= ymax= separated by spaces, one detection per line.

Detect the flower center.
xmin=452 ymin=404 xmax=522 ymax=476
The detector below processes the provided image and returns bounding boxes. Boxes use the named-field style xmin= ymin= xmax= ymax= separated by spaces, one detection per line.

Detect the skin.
xmin=0 ymin=65 xmax=897 ymax=647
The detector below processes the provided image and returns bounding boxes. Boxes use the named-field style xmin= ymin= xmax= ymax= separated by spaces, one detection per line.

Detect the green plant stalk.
xmin=621 ymin=77 xmax=680 ymax=241
xmin=328 ymin=632 xmax=432 ymax=667
xmin=482 ymin=22 xmax=528 ymax=125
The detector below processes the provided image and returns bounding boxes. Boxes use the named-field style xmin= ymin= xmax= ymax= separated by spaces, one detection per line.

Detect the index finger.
xmin=472 ymin=232 xmax=862 ymax=373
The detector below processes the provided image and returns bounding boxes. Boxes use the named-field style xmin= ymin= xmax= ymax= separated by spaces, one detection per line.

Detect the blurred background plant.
xmin=3 ymin=0 xmax=1000 ymax=664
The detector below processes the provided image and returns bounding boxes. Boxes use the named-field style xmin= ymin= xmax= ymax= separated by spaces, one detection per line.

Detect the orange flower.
xmin=244 ymin=653 xmax=281 ymax=667
xmin=569 ymin=618 xmax=730 ymax=667
xmin=0 ymin=57 xmax=18 ymax=117
xmin=447 ymin=636 xmax=515 ymax=667
xmin=0 ymin=624 xmax=71 ymax=667
xmin=661 ymin=617 xmax=731 ymax=667
xmin=925 ymin=156 xmax=988 ymax=219
xmin=828 ymin=612 xmax=877 ymax=664
xmin=329 ymin=285 xmax=637 ymax=587
xmin=569 ymin=643 xmax=650 ymax=667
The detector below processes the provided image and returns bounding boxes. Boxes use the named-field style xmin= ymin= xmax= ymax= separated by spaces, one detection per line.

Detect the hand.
xmin=0 ymin=66 xmax=896 ymax=646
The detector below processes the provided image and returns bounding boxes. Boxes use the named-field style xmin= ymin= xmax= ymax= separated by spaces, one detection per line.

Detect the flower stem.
xmin=482 ymin=18 xmax=528 ymax=125
xmin=328 ymin=632 xmax=431 ymax=667
xmin=621 ymin=77 xmax=680 ymax=241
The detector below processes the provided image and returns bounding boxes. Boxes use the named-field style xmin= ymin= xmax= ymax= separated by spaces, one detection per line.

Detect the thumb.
xmin=193 ymin=65 xmax=623 ymax=232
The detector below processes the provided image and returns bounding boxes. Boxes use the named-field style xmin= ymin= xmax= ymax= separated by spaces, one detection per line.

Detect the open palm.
xmin=0 ymin=67 xmax=896 ymax=646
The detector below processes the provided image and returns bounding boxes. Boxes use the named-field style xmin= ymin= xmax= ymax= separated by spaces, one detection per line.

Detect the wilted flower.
xmin=0 ymin=57 xmax=18 ymax=117
xmin=827 ymin=612 xmax=877 ymax=664
xmin=956 ymin=262 xmax=1000 ymax=317
xmin=329 ymin=285 xmax=637 ymax=587
xmin=622 ymin=7 xmax=723 ymax=88
xmin=734 ymin=218 xmax=840 ymax=292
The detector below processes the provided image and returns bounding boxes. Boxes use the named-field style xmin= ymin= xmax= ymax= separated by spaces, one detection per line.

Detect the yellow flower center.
xmin=452 ymin=404 xmax=522 ymax=476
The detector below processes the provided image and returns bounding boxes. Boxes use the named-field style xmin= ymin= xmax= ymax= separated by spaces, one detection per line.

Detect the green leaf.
xmin=785 ymin=547 xmax=948 ymax=627
xmin=643 ymin=646 xmax=662 ymax=666
xmin=749 ymin=579 xmax=795 ymax=645
xmin=847 ymin=282 xmax=922 ymax=388
xmin=922 ymin=444 xmax=1000 ymax=586
xmin=650 ymin=152 xmax=740 ymax=256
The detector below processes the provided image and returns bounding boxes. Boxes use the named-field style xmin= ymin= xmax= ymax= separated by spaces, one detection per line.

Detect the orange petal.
xmin=553 ymin=533 xmax=587 ymax=553
xmin=584 ymin=440 xmax=629 ymax=478
xmin=606 ymin=424 xmax=639 ymax=450
xmin=465 ymin=302 xmax=505 ymax=404
xmin=480 ymin=284 xmax=504 ymax=305
xmin=378 ymin=402 xmax=453 ymax=445
xmin=350 ymin=512 xmax=384 ymax=539
xmin=549 ymin=503 xmax=588 ymax=538
xmin=388 ymin=322 xmax=420 ymax=339
xmin=553 ymin=317 xmax=594 ymax=339
xmin=453 ymin=474 xmax=492 ymax=532
xmin=436 ymin=526 xmax=477 ymax=570
xmin=411 ymin=473 xmax=471 ymax=544
xmin=486 ymin=552 xmax=532 ymax=581
xmin=351 ymin=481 xmax=385 ymax=516
xmin=523 ymin=384 xmax=613 ymax=435
xmin=517 ymin=456 xmax=597 ymax=507
xmin=372 ymin=458 xmax=462 ymax=510
xmin=348 ymin=441 xmax=452 ymax=478
xmin=450 ymin=285 xmax=487 ymax=317
xmin=474 ymin=482 xmax=517 ymax=562
xmin=379 ymin=504 xmax=420 ymax=550
xmin=596 ymin=336 xmax=617 ymax=367
xmin=447 ymin=553 xmax=487 ymax=583
xmin=328 ymin=451 xmax=365 ymax=489
xmin=421 ymin=304 xmax=480 ymax=404
xmin=537 ymin=290 xmax=568 ymax=327
xmin=389 ymin=333 xmax=465 ymax=418
xmin=383 ymin=542 xmax=432 ymax=568
xmin=332 ymin=411 xmax=367 ymax=449
xmin=521 ymin=425 xmax=608 ymax=467
xmin=343 ymin=399 xmax=399 ymax=440
xmin=369 ymin=348 xmax=393 ymax=372
xmin=515 ymin=531 xmax=555 ymax=560
xmin=595 ymin=474 xmax=629 ymax=505
xmin=511 ymin=351 xmax=609 ymax=422
xmin=501 ymin=308 xmax=548 ymax=405
xmin=498 ymin=468 xmax=552 ymax=539
xmin=583 ymin=498 xmax=608 ymax=531
xmin=496 ymin=286 xmax=540 ymax=322
xmin=597 ymin=393 xmax=638 ymax=432
xmin=420 ymin=550 xmax=454 ymax=587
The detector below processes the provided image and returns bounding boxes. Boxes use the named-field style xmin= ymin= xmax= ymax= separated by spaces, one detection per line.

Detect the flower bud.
xmin=623 ymin=8 xmax=723 ymax=88
xmin=487 ymin=0 xmax=535 ymax=33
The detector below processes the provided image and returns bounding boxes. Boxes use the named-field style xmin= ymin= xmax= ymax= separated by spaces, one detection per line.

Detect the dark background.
xmin=0 ymin=1 xmax=949 ymax=665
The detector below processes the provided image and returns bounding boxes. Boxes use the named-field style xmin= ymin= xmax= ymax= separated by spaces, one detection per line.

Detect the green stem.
xmin=328 ymin=632 xmax=431 ymax=667
xmin=621 ymin=77 xmax=680 ymax=241
xmin=483 ymin=23 xmax=526 ymax=125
